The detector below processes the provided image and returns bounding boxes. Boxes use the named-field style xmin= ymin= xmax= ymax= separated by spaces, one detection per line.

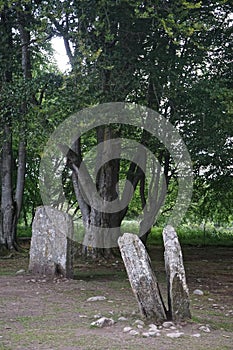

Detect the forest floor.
xmin=0 ymin=245 xmax=232 ymax=350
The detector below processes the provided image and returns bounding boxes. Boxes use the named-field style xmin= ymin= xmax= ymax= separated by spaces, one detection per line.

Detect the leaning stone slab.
xmin=29 ymin=206 xmax=73 ymax=278
xmin=162 ymin=225 xmax=191 ymax=321
xmin=118 ymin=233 xmax=166 ymax=323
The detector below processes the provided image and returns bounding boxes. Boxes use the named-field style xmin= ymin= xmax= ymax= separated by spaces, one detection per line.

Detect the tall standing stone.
xmin=162 ymin=225 xmax=191 ymax=321
xmin=118 ymin=233 xmax=167 ymax=323
xmin=29 ymin=206 xmax=74 ymax=278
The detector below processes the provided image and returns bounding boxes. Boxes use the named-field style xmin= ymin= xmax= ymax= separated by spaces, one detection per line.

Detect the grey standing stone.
xmin=118 ymin=233 xmax=167 ymax=323
xmin=162 ymin=225 xmax=191 ymax=322
xmin=29 ymin=206 xmax=73 ymax=278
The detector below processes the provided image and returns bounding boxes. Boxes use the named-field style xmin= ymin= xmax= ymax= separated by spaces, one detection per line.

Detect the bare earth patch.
xmin=0 ymin=246 xmax=232 ymax=350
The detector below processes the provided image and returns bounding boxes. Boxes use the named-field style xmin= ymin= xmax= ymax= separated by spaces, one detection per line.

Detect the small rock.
xmin=137 ymin=325 xmax=143 ymax=329
xmin=149 ymin=324 xmax=158 ymax=331
xmin=129 ymin=330 xmax=139 ymax=336
xmin=87 ymin=296 xmax=106 ymax=302
xmin=93 ymin=314 xmax=102 ymax=319
xmin=162 ymin=321 xmax=175 ymax=328
xmin=133 ymin=319 xmax=145 ymax=326
xmin=15 ymin=269 xmax=26 ymax=276
xmin=192 ymin=333 xmax=201 ymax=337
xmin=148 ymin=330 xmax=159 ymax=337
xmin=199 ymin=325 xmax=211 ymax=333
xmin=170 ymin=326 xmax=177 ymax=330
xmin=193 ymin=289 xmax=204 ymax=296
xmin=118 ymin=317 xmax=128 ymax=322
xmin=166 ymin=332 xmax=184 ymax=338
xmin=123 ymin=327 xmax=133 ymax=333
xmin=91 ymin=317 xmax=114 ymax=328
xmin=142 ymin=332 xmax=150 ymax=338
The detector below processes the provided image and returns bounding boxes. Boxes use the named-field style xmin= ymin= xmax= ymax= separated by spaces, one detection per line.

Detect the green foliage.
xmin=1 ymin=0 xmax=232 ymax=245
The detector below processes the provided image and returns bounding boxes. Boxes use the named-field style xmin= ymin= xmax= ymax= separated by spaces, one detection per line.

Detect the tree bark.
xmin=0 ymin=7 xmax=15 ymax=251
xmin=1 ymin=125 xmax=15 ymax=250
xmin=0 ymin=4 xmax=31 ymax=251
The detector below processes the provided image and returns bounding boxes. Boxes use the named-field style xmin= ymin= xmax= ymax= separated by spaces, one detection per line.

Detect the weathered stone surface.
xmin=29 ymin=206 xmax=73 ymax=278
xmin=163 ymin=225 xmax=191 ymax=322
xmin=163 ymin=226 xmax=191 ymax=321
xmin=118 ymin=233 xmax=167 ymax=323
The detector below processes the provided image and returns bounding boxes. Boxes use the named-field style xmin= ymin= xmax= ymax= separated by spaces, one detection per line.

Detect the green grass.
xmin=148 ymin=225 xmax=233 ymax=247
xmin=16 ymin=220 xmax=233 ymax=247
xmin=17 ymin=225 xmax=32 ymax=238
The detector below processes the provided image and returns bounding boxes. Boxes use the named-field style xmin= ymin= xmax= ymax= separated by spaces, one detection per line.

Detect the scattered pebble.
xmin=91 ymin=317 xmax=114 ymax=328
xmin=166 ymin=332 xmax=184 ymax=338
xmin=118 ymin=317 xmax=128 ymax=322
xmin=170 ymin=326 xmax=177 ymax=330
xmin=149 ymin=324 xmax=158 ymax=331
xmin=93 ymin=314 xmax=102 ymax=319
xmin=133 ymin=319 xmax=145 ymax=326
xmin=148 ymin=330 xmax=160 ymax=337
xmin=162 ymin=321 xmax=175 ymax=328
xmin=123 ymin=327 xmax=133 ymax=333
xmin=15 ymin=269 xmax=26 ymax=275
xmin=87 ymin=296 xmax=106 ymax=302
xmin=192 ymin=333 xmax=201 ymax=338
xmin=199 ymin=325 xmax=211 ymax=333
xmin=142 ymin=332 xmax=150 ymax=338
xmin=129 ymin=330 xmax=139 ymax=336
xmin=193 ymin=289 xmax=204 ymax=296
xmin=137 ymin=324 xmax=144 ymax=329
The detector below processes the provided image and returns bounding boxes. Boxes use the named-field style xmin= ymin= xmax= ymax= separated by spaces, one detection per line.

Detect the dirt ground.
xmin=0 ymin=245 xmax=232 ymax=350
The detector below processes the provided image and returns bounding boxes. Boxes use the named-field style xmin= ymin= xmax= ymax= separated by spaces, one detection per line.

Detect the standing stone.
xmin=162 ymin=225 xmax=191 ymax=321
xmin=29 ymin=206 xmax=73 ymax=278
xmin=118 ymin=233 xmax=166 ymax=323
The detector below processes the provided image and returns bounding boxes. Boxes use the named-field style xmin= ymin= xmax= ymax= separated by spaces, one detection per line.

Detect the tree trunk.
xmin=1 ymin=125 xmax=15 ymax=250
xmin=0 ymin=5 xmax=30 ymax=251
xmin=0 ymin=6 xmax=15 ymax=251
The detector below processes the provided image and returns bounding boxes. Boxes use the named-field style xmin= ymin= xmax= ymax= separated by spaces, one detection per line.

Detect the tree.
xmin=38 ymin=0 xmax=232 ymax=257
xmin=0 ymin=0 xmax=62 ymax=251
